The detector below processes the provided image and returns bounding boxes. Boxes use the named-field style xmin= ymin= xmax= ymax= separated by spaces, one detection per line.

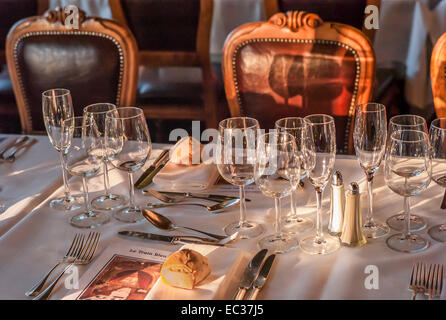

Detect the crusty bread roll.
xmin=161 ymin=249 xmax=211 ymax=289
xmin=170 ymin=136 xmax=203 ymax=165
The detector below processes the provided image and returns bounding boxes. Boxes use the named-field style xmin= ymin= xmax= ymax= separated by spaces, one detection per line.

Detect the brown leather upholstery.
xmin=6 ymin=8 xmax=138 ymax=134
xmin=223 ymin=11 xmax=375 ymax=154
xmin=277 ymin=0 xmax=366 ymax=30
xmin=235 ymin=41 xmax=356 ymax=150
xmin=119 ymin=0 xmax=200 ymax=51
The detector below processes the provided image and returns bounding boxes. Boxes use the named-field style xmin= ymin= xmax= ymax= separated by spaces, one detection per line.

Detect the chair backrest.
xmin=110 ymin=0 xmax=213 ymax=67
xmin=6 ymin=7 xmax=138 ymax=134
xmin=222 ymin=11 xmax=375 ymax=154
xmin=264 ymin=0 xmax=380 ymax=43
xmin=431 ymin=32 xmax=446 ymax=118
xmin=0 ymin=0 xmax=48 ymax=65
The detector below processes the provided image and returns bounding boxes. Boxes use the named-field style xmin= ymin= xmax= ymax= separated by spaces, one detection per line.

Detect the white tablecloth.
xmin=0 ymin=136 xmax=445 ymax=300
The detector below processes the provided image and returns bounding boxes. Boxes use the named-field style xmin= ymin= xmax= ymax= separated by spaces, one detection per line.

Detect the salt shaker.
xmin=340 ymin=182 xmax=367 ymax=247
xmin=328 ymin=171 xmax=345 ymax=236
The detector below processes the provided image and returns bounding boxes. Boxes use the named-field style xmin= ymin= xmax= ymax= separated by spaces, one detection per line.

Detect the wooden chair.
xmin=264 ymin=0 xmax=381 ymax=43
xmin=431 ymin=32 xmax=446 ymax=118
xmin=222 ymin=11 xmax=375 ymax=154
xmin=6 ymin=7 xmax=138 ymax=134
xmin=109 ymin=0 xmax=219 ymax=129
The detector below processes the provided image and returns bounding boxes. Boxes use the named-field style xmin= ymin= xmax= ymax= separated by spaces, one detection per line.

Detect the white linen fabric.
xmin=1 ymin=141 xmax=446 ymax=299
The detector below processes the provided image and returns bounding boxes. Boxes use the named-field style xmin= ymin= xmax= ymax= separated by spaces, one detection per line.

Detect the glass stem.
xmin=239 ymin=185 xmax=247 ymax=227
xmin=290 ymin=187 xmax=297 ymax=218
xmin=103 ymin=159 xmax=111 ymax=197
xmin=404 ymin=196 xmax=411 ymax=237
xmin=275 ymin=197 xmax=282 ymax=238
xmin=128 ymin=172 xmax=136 ymax=210
xmin=82 ymin=177 xmax=93 ymax=217
xmin=315 ymin=188 xmax=324 ymax=241
xmin=366 ymin=174 xmax=374 ymax=224
xmin=60 ymin=150 xmax=71 ymax=199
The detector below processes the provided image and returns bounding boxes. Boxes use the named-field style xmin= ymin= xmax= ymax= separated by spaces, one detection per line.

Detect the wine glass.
xmin=275 ymin=117 xmax=314 ymax=233
xmin=300 ymin=114 xmax=340 ymax=255
xmin=42 ymin=88 xmax=82 ymax=211
xmin=387 ymin=115 xmax=428 ymax=231
xmin=428 ymin=118 xmax=446 ymax=242
xmin=216 ymin=117 xmax=263 ymax=239
xmin=384 ymin=130 xmax=431 ymax=253
xmin=105 ymin=107 xmax=152 ymax=223
xmin=62 ymin=116 xmax=110 ymax=228
xmin=254 ymin=131 xmax=300 ymax=253
xmin=83 ymin=103 xmax=127 ymax=210
xmin=354 ymin=103 xmax=389 ymax=238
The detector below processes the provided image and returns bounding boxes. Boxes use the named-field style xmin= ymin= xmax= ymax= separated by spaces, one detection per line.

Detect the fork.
xmin=426 ymin=264 xmax=444 ymax=300
xmin=409 ymin=262 xmax=426 ymax=300
xmin=25 ymin=233 xmax=83 ymax=297
xmin=33 ymin=232 xmax=101 ymax=300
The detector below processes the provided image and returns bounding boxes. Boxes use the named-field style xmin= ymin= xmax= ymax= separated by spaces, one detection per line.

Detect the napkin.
xmin=153 ymin=138 xmax=220 ymax=191
xmin=145 ymin=245 xmax=249 ymax=300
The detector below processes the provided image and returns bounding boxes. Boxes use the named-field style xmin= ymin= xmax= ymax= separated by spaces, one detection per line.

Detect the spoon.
xmin=146 ymin=198 xmax=240 ymax=213
xmin=142 ymin=209 xmax=227 ymax=240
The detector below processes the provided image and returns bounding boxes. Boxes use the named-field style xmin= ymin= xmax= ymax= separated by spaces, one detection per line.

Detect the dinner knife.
xmin=118 ymin=230 xmax=224 ymax=246
xmin=158 ymin=190 xmax=251 ymax=202
xmin=247 ymin=254 xmax=276 ymax=300
xmin=233 ymin=249 xmax=268 ymax=300
xmin=134 ymin=150 xmax=169 ymax=189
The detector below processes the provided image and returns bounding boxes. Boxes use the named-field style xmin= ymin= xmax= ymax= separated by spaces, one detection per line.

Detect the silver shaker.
xmin=328 ymin=171 xmax=345 ymax=236
xmin=340 ymin=182 xmax=367 ymax=247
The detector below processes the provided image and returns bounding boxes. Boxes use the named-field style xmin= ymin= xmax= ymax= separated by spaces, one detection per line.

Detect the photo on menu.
xmin=77 ymin=255 xmax=162 ymax=300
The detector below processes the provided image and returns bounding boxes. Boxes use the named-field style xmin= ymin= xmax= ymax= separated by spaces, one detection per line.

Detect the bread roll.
xmin=170 ymin=136 xmax=203 ymax=165
xmin=161 ymin=249 xmax=211 ymax=289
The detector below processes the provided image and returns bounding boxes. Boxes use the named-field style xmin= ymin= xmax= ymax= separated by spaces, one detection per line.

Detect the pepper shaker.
xmin=340 ymin=182 xmax=367 ymax=247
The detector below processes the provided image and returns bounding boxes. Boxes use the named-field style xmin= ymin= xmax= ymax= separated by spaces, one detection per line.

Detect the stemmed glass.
xmin=300 ymin=114 xmax=340 ymax=255
xmin=254 ymin=132 xmax=300 ymax=253
xmin=354 ymin=103 xmax=389 ymax=238
xmin=428 ymin=118 xmax=446 ymax=242
xmin=384 ymin=130 xmax=431 ymax=253
xmin=387 ymin=115 xmax=428 ymax=231
xmin=216 ymin=117 xmax=263 ymax=239
xmin=42 ymin=89 xmax=82 ymax=211
xmin=83 ymin=103 xmax=127 ymax=211
xmin=275 ymin=117 xmax=314 ymax=233
xmin=62 ymin=117 xmax=110 ymax=228
xmin=105 ymin=107 xmax=152 ymax=223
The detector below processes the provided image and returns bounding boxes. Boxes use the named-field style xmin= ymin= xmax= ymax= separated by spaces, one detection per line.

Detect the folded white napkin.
xmin=153 ymin=162 xmax=220 ymax=191
xmin=145 ymin=244 xmax=249 ymax=300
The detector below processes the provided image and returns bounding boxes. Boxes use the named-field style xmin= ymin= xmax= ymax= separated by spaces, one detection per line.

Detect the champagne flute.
xmin=255 ymin=131 xmax=300 ymax=253
xmin=387 ymin=115 xmax=428 ymax=231
xmin=300 ymin=114 xmax=340 ymax=255
xmin=275 ymin=117 xmax=314 ymax=233
xmin=428 ymin=118 xmax=446 ymax=242
xmin=216 ymin=117 xmax=263 ymax=239
xmin=83 ymin=103 xmax=127 ymax=210
xmin=62 ymin=117 xmax=110 ymax=228
xmin=354 ymin=103 xmax=389 ymax=238
xmin=384 ymin=130 xmax=431 ymax=253
xmin=42 ymin=89 xmax=82 ymax=211
xmin=105 ymin=107 xmax=152 ymax=223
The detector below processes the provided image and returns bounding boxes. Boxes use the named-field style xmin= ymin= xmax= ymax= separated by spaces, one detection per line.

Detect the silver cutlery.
xmin=409 ymin=262 xmax=426 ymax=300
xmin=34 ymin=232 xmax=100 ymax=300
xmin=142 ymin=209 xmax=227 ymax=240
xmin=26 ymin=233 xmax=84 ymax=297
xmin=144 ymin=188 xmax=250 ymax=203
xmin=2 ymin=138 xmax=37 ymax=163
xmin=247 ymin=254 xmax=276 ymax=300
xmin=0 ymin=136 xmax=29 ymax=159
xmin=426 ymin=263 xmax=444 ymax=300
xmin=146 ymin=198 xmax=240 ymax=212
xmin=118 ymin=230 xmax=238 ymax=246
xmin=234 ymin=249 xmax=268 ymax=300
xmin=135 ymin=150 xmax=169 ymax=189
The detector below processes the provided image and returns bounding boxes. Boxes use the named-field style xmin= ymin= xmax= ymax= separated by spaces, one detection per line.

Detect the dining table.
xmin=0 ymin=133 xmax=445 ymax=300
